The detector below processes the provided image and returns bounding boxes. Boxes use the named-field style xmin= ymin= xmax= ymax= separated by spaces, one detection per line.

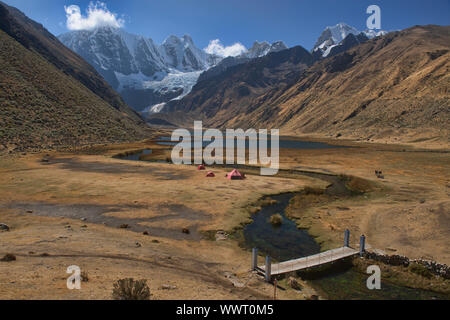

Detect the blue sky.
xmin=4 ymin=0 xmax=449 ymax=50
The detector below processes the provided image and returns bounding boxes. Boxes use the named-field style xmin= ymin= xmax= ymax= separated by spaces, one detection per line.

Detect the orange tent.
xmin=206 ymin=171 xmax=215 ymax=177
xmin=227 ymin=169 xmax=245 ymax=180
xmin=198 ymin=165 xmax=206 ymax=170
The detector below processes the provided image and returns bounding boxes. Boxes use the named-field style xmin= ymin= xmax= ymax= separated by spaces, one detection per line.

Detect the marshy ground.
xmin=0 ymin=137 xmax=448 ymax=299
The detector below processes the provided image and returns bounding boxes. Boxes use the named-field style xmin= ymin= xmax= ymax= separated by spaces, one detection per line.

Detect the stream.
xmin=242 ymin=189 xmax=449 ymax=300
xmin=115 ymin=145 xmax=449 ymax=300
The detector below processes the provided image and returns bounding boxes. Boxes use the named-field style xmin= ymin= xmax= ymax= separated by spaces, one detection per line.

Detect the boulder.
xmin=160 ymin=284 xmax=177 ymax=290
xmin=0 ymin=223 xmax=10 ymax=231
xmin=215 ymin=230 xmax=228 ymax=241
xmin=288 ymin=277 xmax=302 ymax=291
xmin=1 ymin=254 xmax=16 ymax=262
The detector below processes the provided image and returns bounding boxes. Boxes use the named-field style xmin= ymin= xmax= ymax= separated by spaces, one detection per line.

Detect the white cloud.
xmin=64 ymin=1 xmax=124 ymax=31
xmin=204 ymin=39 xmax=247 ymax=57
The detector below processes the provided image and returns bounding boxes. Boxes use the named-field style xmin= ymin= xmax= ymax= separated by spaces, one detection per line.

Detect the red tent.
xmin=198 ymin=165 xmax=206 ymax=170
xmin=206 ymin=171 xmax=215 ymax=177
xmin=227 ymin=169 xmax=245 ymax=180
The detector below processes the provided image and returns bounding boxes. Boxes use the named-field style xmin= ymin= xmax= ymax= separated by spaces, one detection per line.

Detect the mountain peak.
xmin=182 ymin=34 xmax=194 ymax=43
xmin=245 ymin=40 xmax=288 ymax=59
xmin=313 ymin=22 xmax=388 ymax=58
xmin=163 ymin=35 xmax=182 ymax=45
xmin=271 ymin=41 xmax=288 ymax=51
xmin=320 ymin=23 xmax=360 ymax=46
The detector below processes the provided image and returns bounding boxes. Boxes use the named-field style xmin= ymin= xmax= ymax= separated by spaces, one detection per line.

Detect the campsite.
xmin=0 ymin=0 xmax=448 ymax=301
xmin=1 ymin=135 xmax=449 ymax=299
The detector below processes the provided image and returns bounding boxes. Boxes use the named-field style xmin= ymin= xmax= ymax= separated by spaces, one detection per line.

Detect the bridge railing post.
xmin=360 ymin=235 xmax=366 ymax=257
xmin=265 ymin=256 xmax=271 ymax=282
xmin=344 ymin=229 xmax=350 ymax=247
xmin=252 ymin=248 xmax=258 ymax=271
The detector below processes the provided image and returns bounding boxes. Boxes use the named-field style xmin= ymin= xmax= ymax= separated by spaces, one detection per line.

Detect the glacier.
xmin=313 ymin=23 xmax=388 ymax=58
xmin=59 ymin=26 xmax=289 ymax=114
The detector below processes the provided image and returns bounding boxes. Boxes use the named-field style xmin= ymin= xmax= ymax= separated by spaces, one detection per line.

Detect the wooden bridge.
xmin=252 ymin=230 xmax=366 ymax=281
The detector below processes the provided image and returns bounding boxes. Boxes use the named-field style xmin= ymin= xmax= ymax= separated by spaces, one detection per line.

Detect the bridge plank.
xmin=259 ymin=247 xmax=359 ymax=275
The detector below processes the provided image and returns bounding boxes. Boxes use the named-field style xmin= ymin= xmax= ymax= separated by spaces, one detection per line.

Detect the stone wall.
xmin=363 ymin=251 xmax=450 ymax=279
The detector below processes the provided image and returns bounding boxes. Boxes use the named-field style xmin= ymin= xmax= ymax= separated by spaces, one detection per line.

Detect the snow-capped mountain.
xmin=245 ymin=40 xmax=288 ymax=59
xmin=160 ymin=35 xmax=220 ymax=72
xmin=313 ymin=23 xmax=388 ymax=58
xmin=59 ymin=27 xmax=290 ymax=113
xmin=59 ymin=27 xmax=217 ymax=90
xmin=59 ymin=27 xmax=223 ymax=112
xmin=196 ymin=40 xmax=288 ymax=84
xmin=142 ymin=40 xmax=289 ymax=114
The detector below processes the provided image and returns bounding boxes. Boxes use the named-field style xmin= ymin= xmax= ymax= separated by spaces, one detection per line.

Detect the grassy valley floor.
xmin=0 ymin=138 xmax=448 ymax=299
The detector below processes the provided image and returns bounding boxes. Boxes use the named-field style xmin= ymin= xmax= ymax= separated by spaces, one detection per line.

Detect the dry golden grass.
xmin=0 ymin=138 xmax=448 ymax=299
xmin=0 ymin=141 xmax=315 ymax=300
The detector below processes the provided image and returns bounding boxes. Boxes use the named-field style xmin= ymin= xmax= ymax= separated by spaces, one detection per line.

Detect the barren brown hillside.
xmin=0 ymin=2 xmax=152 ymax=153
xmin=0 ymin=30 xmax=151 ymax=153
xmin=163 ymin=25 xmax=449 ymax=146
xmin=275 ymin=25 xmax=449 ymax=144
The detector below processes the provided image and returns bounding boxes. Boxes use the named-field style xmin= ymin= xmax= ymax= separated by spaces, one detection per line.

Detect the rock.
xmin=288 ymin=277 xmax=302 ymax=291
xmin=1 ymin=254 xmax=16 ymax=262
xmin=231 ymin=279 xmax=245 ymax=288
xmin=182 ymin=228 xmax=190 ymax=234
xmin=135 ymin=242 xmax=142 ymax=248
xmin=0 ymin=223 xmax=10 ymax=231
xmin=160 ymin=284 xmax=177 ymax=290
xmin=81 ymin=218 xmax=87 ymax=221
xmin=309 ymin=295 xmax=319 ymax=301
xmin=143 ymin=231 xmax=149 ymax=235
xmin=223 ymin=272 xmax=235 ymax=279
xmin=119 ymin=224 xmax=129 ymax=229
xmin=215 ymin=231 xmax=228 ymax=241
xmin=152 ymin=240 xmax=160 ymax=244
xmin=26 ymin=210 xmax=33 ymax=214
xmin=269 ymin=214 xmax=283 ymax=226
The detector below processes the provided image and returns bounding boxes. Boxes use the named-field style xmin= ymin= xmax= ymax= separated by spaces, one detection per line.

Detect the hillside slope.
xmin=0 ymin=1 xmax=138 ymax=117
xmin=0 ymin=2 xmax=151 ymax=152
xmin=274 ymin=25 xmax=449 ymax=143
xmin=157 ymin=46 xmax=315 ymax=127
xmin=160 ymin=25 xmax=449 ymax=145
